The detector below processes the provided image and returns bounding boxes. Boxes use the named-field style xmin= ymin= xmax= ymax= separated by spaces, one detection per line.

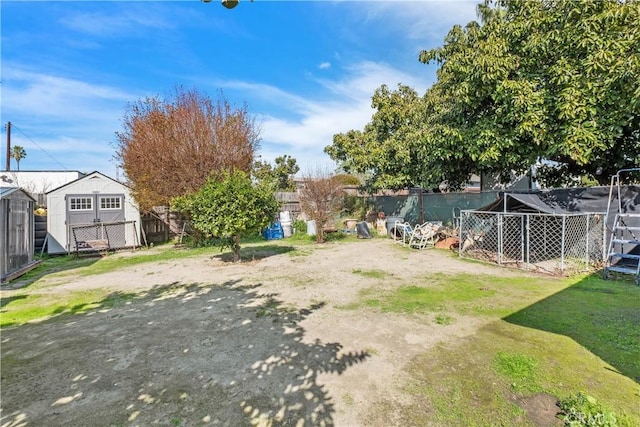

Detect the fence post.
xmin=526 ymin=214 xmax=530 ymax=269
xmin=133 ymin=220 xmax=140 ymax=250
xmin=602 ymin=216 xmax=613 ymax=262
xmin=585 ymin=214 xmax=590 ymax=268
xmin=520 ymin=215 xmax=525 ymax=266
xmin=497 ymin=213 xmax=503 ymax=265
xmin=458 ymin=211 xmax=465 ymax=258
xmin=543 ymin=215 xmax=548 ymax=256
xmin=561 ymin=215 xmax=566 ymax=271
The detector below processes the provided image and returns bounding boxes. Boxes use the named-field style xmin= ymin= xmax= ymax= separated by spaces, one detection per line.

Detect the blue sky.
xmin=1 ymin=0 xmax=478 ymax=178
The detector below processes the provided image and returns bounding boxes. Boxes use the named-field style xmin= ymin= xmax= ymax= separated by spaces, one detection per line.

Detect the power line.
xmin=10 ymin=124 xmax=69 ymax=170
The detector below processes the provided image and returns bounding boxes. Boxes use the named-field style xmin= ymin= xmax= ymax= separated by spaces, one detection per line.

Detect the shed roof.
xmin=1 ymin=186 xmax=36 ymax=201
xmin=46 ymin=171 xmax=129 ymax=194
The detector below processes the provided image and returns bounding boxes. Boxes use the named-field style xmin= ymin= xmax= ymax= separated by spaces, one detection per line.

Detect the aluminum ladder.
xmin=603 ymin=168 xmax=640 ymax=285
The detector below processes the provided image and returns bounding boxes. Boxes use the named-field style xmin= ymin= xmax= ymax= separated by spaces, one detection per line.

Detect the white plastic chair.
xmin=391 ymin=221 xmax=413 ymax=245
xmin=408 ymin=222 xmax=441 ymax=249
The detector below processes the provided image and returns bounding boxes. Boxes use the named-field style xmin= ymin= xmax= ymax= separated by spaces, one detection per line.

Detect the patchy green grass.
xmin=1 ymin=245 xmax=222 ymax=327
xmin=3 ymin=243 xmax=639 ymax=426
xmin=557 ymin=392 xmax=637 ymax=426
xmin=345 ymin=271 xmax=640 ymax=425
xmin=394 ymin=320 xmax=640 ymax=426
xmin=20 ymin=246 xmax=215 ymax=283
xmin=287 ymin=247 xmax=315 ymax=258
xmin=345 ymin=272 xmax=566 ymax=317
xmin=1 ymin=280 xmax=216 ymax=328
xmin=342 ymin=393 xmax=355 ymax=407
xmin=493 ymin=351 xmax=541 ymax=394
xmin=340 ymin=272 xmax=517 ymax=313
xmin=0 ymin=240 xmax=302 ymax=327
xmin=364 ymin=347 xmax=379 ymax=356
xmin=351 ymin=269 xmax=389 ymax=279
xmin=16 ymin=254 xmax=99 ymax=284
xmin=434 ymin=313 xmax=455 ymax=325
xmin=0 ymin=289 xmax=137 ymax=327
xmin=26 ymin=243 xmax=296 ymax=281
xmin=268 ymin=273 xmax=317 ymax=288
xmin=504 ymin=274 xmax=640 ymax=381
xmin=348 ymin=274 xmax=498 ymax=315
xmin=282 ymin=233 xmax=317 ymax=244
xmin=77 ymin=246 xmax=216 ymax=276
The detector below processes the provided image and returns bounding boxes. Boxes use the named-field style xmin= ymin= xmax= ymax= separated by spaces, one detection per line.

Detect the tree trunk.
xmin=232 ymin=234 xmax=241 ymax=263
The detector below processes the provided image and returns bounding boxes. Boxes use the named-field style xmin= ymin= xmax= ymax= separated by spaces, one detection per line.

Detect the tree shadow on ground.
xmin=0 ymin=294 xmax=27 ymax=309
xmin=1 ymin=279 xmax=370 ymax=426
xmin=503 ymin=273 xmax=640 ymax=383
xmin=0 ymin=283 xmax=150 ymax=328
xmin=213 ymin=244 xmax=295 ymax=263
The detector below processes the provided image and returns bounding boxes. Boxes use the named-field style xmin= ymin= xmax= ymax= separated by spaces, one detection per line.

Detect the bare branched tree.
xmin=298 ymin=169 xmax=344 ymax=243
xmin=115 ymin=86 xmax=259 ymax=209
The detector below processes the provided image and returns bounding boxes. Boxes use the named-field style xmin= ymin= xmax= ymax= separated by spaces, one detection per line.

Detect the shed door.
xmin=67 ymin=194 xmax=125 ymax=225
xmin=66 ymin=194 xmax=126 ymax=250
xmin=96 ymin=194 xmax=125 ymax=223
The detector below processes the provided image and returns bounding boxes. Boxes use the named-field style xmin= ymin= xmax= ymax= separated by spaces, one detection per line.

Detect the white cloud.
xmin=314 ymin=60 xmax=430 ymax=101
xmin=339 ymin=0 xmax=479 ymax=62
xmin=214 ymin=80 xmax=314 ymax=114
xmin=362 ymin=1 xmax=479 ymax=39
xmin=1 ymin=1 xmax=477 ymax=177
xmin=2 ymin=65 xmax=139 ymax=175
xmin=221 ymin=60 xmax=432 ymax=174
xmin=3 ymin=66 xmax=133 ymax=121
xmin=60 ymin=7 xmax=174 ymax=38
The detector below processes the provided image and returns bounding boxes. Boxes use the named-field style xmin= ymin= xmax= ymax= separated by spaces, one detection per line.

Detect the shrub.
xmin=293 ymin=219 xmax=307 ymax=235
xmin=557 ymin=392 xmax=622 ymax=426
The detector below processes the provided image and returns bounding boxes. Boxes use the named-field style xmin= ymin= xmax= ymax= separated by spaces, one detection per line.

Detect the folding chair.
xmin=391 ymin=221 xmax=413 ymax=246
xmin=408 ymin=222 xmax=441 ymax=250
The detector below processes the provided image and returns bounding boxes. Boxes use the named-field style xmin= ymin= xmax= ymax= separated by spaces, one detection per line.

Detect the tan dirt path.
xmin=1 ymin=238 xmax=526 ymax=427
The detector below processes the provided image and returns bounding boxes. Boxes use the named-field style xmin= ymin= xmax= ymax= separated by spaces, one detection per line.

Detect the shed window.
xmin=100 ymin=196 xmax=121 ymax=210
xmin=70 ymin=197 xmax=93 ymax=211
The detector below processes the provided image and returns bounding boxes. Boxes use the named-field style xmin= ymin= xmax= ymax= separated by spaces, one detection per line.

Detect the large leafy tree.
xmin=172 ymin=170 xmax=278 ymax=262
xmin=326 ymin=84 xmax=429 ymax=191
xmin=327 ymin=0 xmax=640 ymax=190
xmin=115 ymin=86 xmax=259 ymax=209
xmin=252 ymin=154 xmax=300 ymax=191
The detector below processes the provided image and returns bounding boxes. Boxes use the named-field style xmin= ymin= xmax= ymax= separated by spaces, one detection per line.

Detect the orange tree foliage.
xmin=115 ymin=87 xmax=259 ymax=209
xmin=172 ymin=170 xmax=279 ymax=262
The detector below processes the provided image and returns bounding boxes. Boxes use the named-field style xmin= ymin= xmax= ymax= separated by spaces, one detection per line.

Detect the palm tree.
xmin=11 ymin=145 xmax=26 ymax=171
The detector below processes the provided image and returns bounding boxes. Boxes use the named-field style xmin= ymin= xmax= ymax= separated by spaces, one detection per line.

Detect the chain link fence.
xmin=70 ymin=221 xmax=140 ymax=254
xmin=459 ymin=211 xmax=606 ymax=274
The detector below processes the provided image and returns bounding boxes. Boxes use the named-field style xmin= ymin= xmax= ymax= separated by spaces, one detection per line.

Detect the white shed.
xmin=46 ymin=171 xmax=141 ymax=254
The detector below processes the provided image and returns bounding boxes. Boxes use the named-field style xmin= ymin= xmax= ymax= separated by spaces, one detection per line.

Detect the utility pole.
xmin=5 ymin=121 xmax=11 ymax=171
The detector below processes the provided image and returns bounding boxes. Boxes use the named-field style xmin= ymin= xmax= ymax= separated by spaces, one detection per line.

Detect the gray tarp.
xmin=478 ymin=185 xmax=640 ymax=215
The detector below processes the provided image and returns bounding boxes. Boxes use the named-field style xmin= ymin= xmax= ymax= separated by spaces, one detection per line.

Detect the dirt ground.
xmin=1 ymin=238 xmax=537 ymax=426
